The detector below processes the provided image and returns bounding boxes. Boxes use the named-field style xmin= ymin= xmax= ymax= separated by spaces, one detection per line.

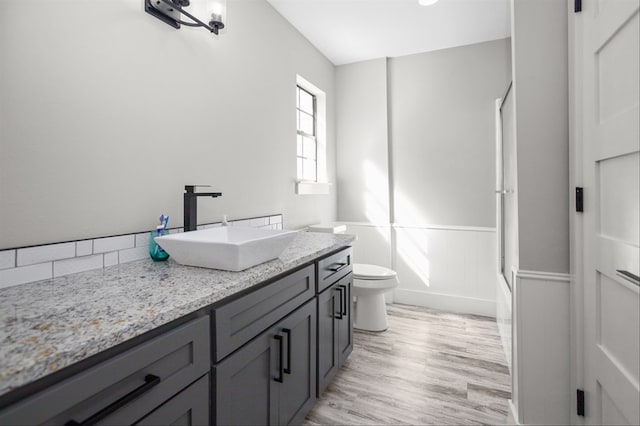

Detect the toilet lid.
xmin=353 ymin=264 xmax=397 ymax=280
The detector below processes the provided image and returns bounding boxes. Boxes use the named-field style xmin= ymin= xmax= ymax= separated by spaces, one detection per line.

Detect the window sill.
xmin=295 ymin=181 xmax=330 ymax=195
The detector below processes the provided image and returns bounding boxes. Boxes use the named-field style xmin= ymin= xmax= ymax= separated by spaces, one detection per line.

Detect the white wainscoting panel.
xmin=512 ymin=269 xmax=571 ymax=425
xmin=392 ymin=225 xmax=497 ymax=317
xmin=496 ymin=273 xmax=513 ymax=374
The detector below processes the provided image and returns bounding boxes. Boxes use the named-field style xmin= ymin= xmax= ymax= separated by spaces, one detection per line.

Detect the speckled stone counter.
xmin=0 ymin=231 xmax=354 ymax=397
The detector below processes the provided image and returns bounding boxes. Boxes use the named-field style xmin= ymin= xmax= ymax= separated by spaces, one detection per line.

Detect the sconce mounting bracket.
xmin=145 ymin=0 xmax=181 ymax=29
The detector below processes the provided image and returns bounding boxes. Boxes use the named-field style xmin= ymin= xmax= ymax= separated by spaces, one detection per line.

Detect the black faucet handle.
xmin=185 ymin=185 xmax=212 ymax=193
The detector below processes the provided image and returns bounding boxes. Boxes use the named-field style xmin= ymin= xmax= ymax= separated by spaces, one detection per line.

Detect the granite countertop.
xmin=0 ymin=231 xmax=354 ymax=397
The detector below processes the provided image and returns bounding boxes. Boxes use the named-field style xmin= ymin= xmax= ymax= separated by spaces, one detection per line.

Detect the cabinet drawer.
xmin=136 ymin=374 xmax=209 ymax=426
xmin=0 ymin=317 xmax=210 ymax=425
xmin=211 ymin=264 xmax=315 ymax=362
xmin=317 ymin=247 xmax=352 ymax=293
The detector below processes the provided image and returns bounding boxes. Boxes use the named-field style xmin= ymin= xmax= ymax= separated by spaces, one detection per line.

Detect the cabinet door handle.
xmin=327 ymin=262 xmax=348 ymax=273
xmin=335 ymin=287 xmax=344 ymax=320
xmin=339 ymin=284 xmax=347 ymax=316
xmin=65 ymin=374 xmax=161 ymax=426
xmin=282 ymin=328 xmax=292 ymax=375
xmin=616 ymin=270 xmax=640 ymax=287
xmin=274 ymin=335 xmax=284 ymax=383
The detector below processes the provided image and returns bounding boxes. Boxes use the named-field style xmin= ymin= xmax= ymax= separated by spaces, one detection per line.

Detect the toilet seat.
xmin=353 ymin=264 xmax=397 ymax=281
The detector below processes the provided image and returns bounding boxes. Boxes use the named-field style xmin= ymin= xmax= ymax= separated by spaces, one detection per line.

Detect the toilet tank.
xmin=308 ymin=223 xmax=347 ymax=234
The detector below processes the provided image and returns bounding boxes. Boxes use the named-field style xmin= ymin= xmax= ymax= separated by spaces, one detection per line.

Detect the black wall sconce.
xmin=145 ymin=0 xmax=227 ymax=35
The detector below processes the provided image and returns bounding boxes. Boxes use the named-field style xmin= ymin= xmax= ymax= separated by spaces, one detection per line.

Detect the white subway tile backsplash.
xmin=269 ymin=215 xmax=283 ymax=225
xmin=135 ymin=233 xmax=150 ymax=248
xmin=0 ymin=263 xmax=52 ymax=289
xmin=250 ymin=217 xmax=269 ymax=227
xmin=76 ymin=240 xmax=93 ymax=256
xmin=93 ymin=235 xmax=134 ymax=254
xmin=104 ymin=252 xmax=119 ymax=267
xmin=0 ymin=250 xmax=15 ymax=270
xmin=232 ymin=219 xmax=252 ymax=227
xmin=119 ymin=246 xmax=148 ymax=264
xmin=17 ymin=243 xmax=76 ymax=267
xmin=54 ymin=255 xmax=103 ymax=278
xmin=0 ymin=214 xmax=279 ymax=288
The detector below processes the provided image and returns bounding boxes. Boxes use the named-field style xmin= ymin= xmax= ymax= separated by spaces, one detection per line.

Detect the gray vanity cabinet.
xmin=317 ymin=272 xmax=353 ymax=395
xmin=0 ymin=316 xmax=210 ymax=426
xmin=213 ymin=298 xmax=317 ymax=426
xmin=0 ymin=246 xmax=354 ymax=426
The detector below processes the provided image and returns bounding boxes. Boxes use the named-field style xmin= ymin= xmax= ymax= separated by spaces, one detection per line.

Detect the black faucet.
xmin=184 ymin=185 xmax=222 ymax=232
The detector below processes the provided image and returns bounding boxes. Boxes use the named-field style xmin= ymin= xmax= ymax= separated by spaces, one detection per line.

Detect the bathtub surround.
xmin=336 ymin=38 xmax=512 ymax=317
xmin=0 ymin=0 xmax=336 ymax=250
xmin=0 ymin=214 xmax=283 ymax=290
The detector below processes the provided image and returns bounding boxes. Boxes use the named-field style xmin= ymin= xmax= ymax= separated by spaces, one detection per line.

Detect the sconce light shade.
xmin=207 ymin=0 xmax=227 ymax=33
xmin=145 ymin=0 xmax=227 ymax=35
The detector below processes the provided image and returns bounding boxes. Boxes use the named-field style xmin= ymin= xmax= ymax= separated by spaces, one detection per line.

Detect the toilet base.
xmin=353 ymin=293 xmax=389 ymax=332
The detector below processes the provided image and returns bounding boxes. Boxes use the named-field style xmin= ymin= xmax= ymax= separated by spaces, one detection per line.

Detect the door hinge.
xmin=577 ymin=389 xmax=585 ymax=416
xmin=575 ymin=0 xmax=582 ymax=13
xmin=576 ymin=187 xmax=584 ymax=212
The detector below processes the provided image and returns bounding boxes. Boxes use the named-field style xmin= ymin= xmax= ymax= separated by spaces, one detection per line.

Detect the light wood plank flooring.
xmin=305 ymin=304 xmax=511 ymax=425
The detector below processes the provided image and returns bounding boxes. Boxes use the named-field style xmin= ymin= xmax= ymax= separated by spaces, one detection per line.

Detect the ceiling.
xmin=266 ymin=0 xmax=511 ymax=66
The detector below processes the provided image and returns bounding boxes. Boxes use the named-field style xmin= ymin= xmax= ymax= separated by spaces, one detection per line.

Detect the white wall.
xmin=0 ymin=0 xmax=337 ymax=249
xmin=511 ymin=0 xmax=569 ymax=274
xmin=389 ymin=38 xmax=512 ymax=228
xmin=336 ymin=59 xmax=389 ymax=224
xmin=336 ymin=39 xmax=512 ymax=317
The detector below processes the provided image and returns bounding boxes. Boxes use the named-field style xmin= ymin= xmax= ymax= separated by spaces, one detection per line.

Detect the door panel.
xmin=277 ymin=299 xmax=317 ymax=426
xmin=317 ymin=285 xmax=338 ymax=395
xmin=582 ymin=1 xmax=640 ymax=425
xmin=213 ymin=331 xmax=277 ymax=425
xmin=337 ymin=279 xmax=353 ymax=365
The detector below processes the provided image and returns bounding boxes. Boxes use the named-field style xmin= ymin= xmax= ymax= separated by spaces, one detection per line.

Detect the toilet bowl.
xmin=352 ymin=264 xmax=399 ymax=332
xmin=308 ymin=223 xmax=399 ymax=332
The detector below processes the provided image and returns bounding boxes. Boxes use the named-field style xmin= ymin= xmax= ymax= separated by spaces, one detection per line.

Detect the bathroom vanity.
xmin=0 ymin=232 xmax=354 ymax=425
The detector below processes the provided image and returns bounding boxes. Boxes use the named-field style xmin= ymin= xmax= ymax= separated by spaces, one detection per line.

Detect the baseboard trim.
xmin=394 ymin=288 xmax=496 ymax=317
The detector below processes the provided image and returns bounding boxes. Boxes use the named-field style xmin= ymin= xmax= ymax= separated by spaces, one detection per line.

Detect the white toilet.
xmin=309 ymin=223 xmax=399 ymax=332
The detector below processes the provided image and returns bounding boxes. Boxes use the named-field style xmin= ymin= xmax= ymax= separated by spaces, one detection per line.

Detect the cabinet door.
xmin=276 ymin=299 xmax=317 ymax=426
xmin=213 ymin=331 xmax=278 ymax=425
xmin=337 ymin=276 xmax=353 ymax=365
xmin=317 ymin=284 xmax=339 ymax=396
xmin=136 ymin=374 xmax=209 ymax=426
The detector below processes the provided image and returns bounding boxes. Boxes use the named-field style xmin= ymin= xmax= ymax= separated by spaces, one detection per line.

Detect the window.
xmin=296 ymin=85 xmax=317 ymax=181
xmin=295 ymin=75 xmax=328 ymax=195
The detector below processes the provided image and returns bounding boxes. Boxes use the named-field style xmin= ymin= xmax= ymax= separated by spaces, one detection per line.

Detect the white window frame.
xmin=295 ymin=75 xmax=329 ymax=195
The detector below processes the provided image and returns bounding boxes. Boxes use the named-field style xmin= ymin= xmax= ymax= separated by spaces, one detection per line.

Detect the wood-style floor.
xmin=305 ymin=304 xmax=511 ymax=425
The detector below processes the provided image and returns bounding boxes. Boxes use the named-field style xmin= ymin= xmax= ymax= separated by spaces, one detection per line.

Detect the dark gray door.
xmin=277 ymin=299 xmax=317 ymax=426
xmin=316 ymin=284 xmax=339 ymax=395
xmin=213 ymin=329 xmax=278 ymax=425
xmin=337 ymin=277 xmax=353 ymax=365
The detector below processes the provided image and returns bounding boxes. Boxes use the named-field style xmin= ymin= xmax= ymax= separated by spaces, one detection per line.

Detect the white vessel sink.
xmin=155 ymin=227 xmax=297 ymax=271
